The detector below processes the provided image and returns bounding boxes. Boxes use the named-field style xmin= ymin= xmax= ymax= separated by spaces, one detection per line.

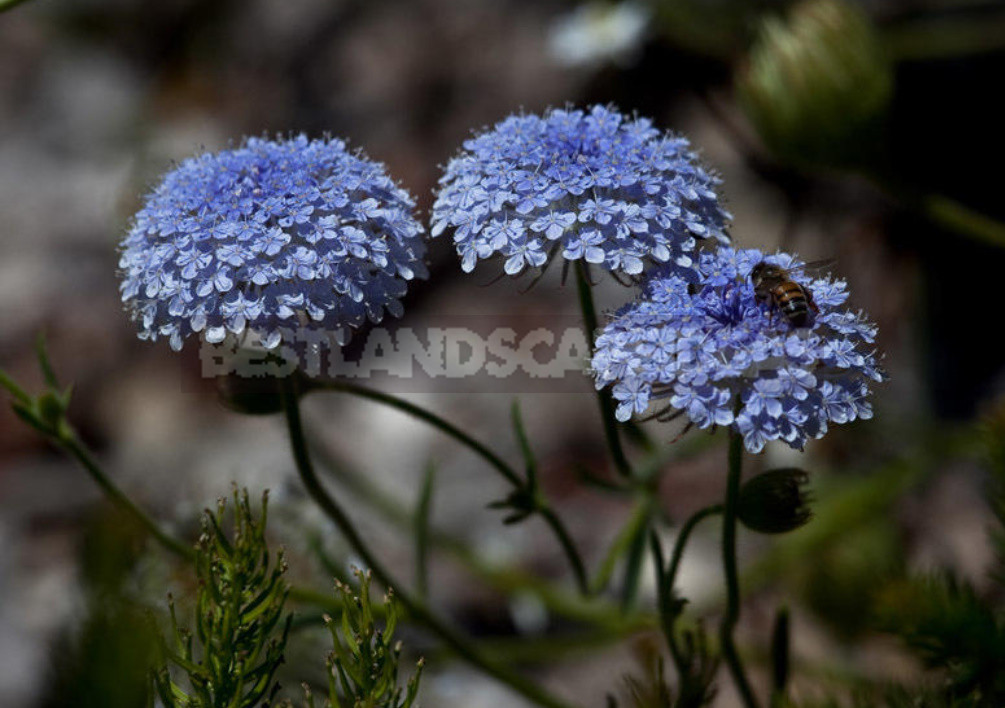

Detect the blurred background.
xmin=2 ymin=0 xmax=1005 ymax=705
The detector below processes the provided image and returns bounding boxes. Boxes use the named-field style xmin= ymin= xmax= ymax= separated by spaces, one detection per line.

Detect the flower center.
xmin=699 ymin=283 xmax=748 ymax=326
xmin=545 ymin=129 xmax=606 ymax=166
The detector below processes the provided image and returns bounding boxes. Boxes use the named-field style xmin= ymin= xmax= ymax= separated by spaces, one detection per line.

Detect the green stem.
xmin=311 ymin=379 xmax=520 ymax=486
xmin=666 ymin=504 xmax=723 ymax=593
xmin=0 ymin=0 xmax=34 ymax=12
xmin=512 ymin=400 xmax=588 ymax=595
xmin=662 ymin=503 xmax=723 ymax=675
xmin=305 ymin=426 xmax=650 ymax=632
xmin=573 ymin=261 xmax=632 ymax=478
xmin=281 ymin=377 xmax=578 ymax=708
xmin=720 ymin=429 xmax=760 ymax=708
xmin=868 ymin=175 xmax=1005 ymax=250
xmin=590 ymin=496 xmax=653 ymax=595
xmin=427 ymin=627 xmax=630 ymax=666
xmin=539 ymin=506 xmax=589 ymax=595
xmin=58 ymin=431 xmax=195 ymax=561
xmin=415 ymin=462 xmax=436 ymax=600
xmin=918 ymin=192 xmax=1005 ymax=250
xmin=45 ymin=418 xmax=363 ymax=615
xmin=309 ymin=378 xmax=589 ymax=596
xmin=287 ymin=585 xmax=345 ymax=612
xmin=884 ymin=12 xmax=1005 ymax=62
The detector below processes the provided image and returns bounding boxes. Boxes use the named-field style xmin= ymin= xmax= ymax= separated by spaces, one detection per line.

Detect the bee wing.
xmin=789 ymin=258 xmax=836 ymax=276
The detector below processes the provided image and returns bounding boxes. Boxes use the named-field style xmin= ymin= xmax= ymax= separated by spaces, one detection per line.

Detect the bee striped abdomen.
xmin=773 ymin=282 xmax=809 ymax=325
xmin=751 ymin=260 xmax=821 ymax=328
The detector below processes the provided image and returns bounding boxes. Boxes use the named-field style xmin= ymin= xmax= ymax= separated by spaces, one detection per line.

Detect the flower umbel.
xmin=119 ymin=135 xmax=427 ymax=351
xmin=591 ymin=247 xmax=884 ymax=452
xmin=431 ymin=105 xmax=730 ymax=277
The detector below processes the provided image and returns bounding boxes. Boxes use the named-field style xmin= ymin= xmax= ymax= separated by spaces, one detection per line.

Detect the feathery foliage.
xmin=301 ymin=569 xmax=423 ymax=708
xmin=155 ymin=489 xmax=292 ymax=708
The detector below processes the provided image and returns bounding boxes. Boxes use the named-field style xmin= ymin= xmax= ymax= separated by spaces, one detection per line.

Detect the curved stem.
xmin=281 ymin=377 xmax=579 ymax=708
xmin=539 ymin=506 xmax=589 ymax=595
xmin=58 ymin=431 xmax=195 ymax=561
xmin=573 ymin=261 xmax=633 ymax=478
xmin=865 ymin=174 xmax=1005 ymax=251
xmin=309 ymin=378 xmax=589 ymax=596
xmin=591 ymin=496 xmax=652 ymax=595
xmin=657 ymin=503 xmax=722 ymax=676
xmin=46 ymin=422 xmax=362 ymax=614
xmin=0 ymin=0 xmax=34 ymax=13
xmin=306 ymin=424 xmax=649 ymax=631
xmin=884 ymin=12 xmax=1005 ymax=63
xmin=917 ymin=192 xmax=1005 ymax=250
xmin=311 ymin=379 xmax=520 ymax=486
xmin=666 ymin=504 xmax=723 ymax=593
xmin=720 ymin=429 xmax=761 ymax=708
xmin=288 ymin=585 xmax=345 ymax=611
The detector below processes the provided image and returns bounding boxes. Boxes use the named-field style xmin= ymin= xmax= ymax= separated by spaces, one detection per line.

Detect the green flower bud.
xmin=737 ymin=468 xmax=813 ymax=534
xmin=212 ymin=342 xmax=314 ymax=415
xmin=36 ymin=390 xmax=67 ymax=431
xmin=215 ymin=368 xmax=311 ymax=416
xmin=737 ymin=0 xmax=892 ymax=169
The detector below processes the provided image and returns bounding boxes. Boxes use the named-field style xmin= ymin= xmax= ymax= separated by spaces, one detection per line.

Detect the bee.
xmin=750 ymin=259 xmax=832 ymax=328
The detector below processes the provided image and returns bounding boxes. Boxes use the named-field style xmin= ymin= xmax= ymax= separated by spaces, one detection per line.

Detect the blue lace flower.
xmin=431 ymin=105 xmax=730 ymax=277
xmin=591 ymin=247 xmax=884 ymax=453
xmin=118 ymin=135 xmax=427 ymax=351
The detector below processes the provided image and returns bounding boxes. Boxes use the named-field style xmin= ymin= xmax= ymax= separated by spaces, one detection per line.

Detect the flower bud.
xmin=215 ymin=369 xmax=310 ymax=416
xmin=737 ymin=0 xmax=892 ymax=169
xmin=36 ymin=390 xmax=67 ymax=429
xmin=737 ymin=468 xmax=813 ymax=534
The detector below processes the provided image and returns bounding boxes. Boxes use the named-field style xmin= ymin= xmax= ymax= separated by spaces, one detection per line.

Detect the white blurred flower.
xmin=549 ymin=1 xmax=650 ymax=68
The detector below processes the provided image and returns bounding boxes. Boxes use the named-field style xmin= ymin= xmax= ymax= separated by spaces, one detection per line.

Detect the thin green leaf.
xmin=0 ymin=369 xmax=30 ymax=404
xmin=35 ymin=331 xmax=60 ymax=389
xmin=511 ymin=400 xmax=538 ymax=489
xmin=591 ymin=498 xmax=652 ymax=595
xmin=11 ymin=401 xmax=50 ymax=435
xmin=620 ymin=512 xmax=650 ymax=611
xmin=415 ymin=461 xmax=436 ymax=600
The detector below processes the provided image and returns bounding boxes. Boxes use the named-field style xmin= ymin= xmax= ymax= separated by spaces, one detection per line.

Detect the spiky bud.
xmin=737 ymin=468 xmax=813 ymax=534
xmin=737 ymin=0 xmax=892 ymax=169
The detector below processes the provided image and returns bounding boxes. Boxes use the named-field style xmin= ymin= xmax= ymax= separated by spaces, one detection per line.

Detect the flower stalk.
xmin=59 ymin=430 xmax=196 ymax=562
xmin=280 ymin=375 xmax=580 ymax=708
xmin=308 ymin=377 xmax=588 ymax=595
xmin=720 ymin=428 xmax=761 ymax=708
xmin=575 ymin=261 xmax=633 ymax=478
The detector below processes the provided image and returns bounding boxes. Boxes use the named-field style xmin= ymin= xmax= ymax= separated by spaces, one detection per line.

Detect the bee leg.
xmin=806 ymin=291 xmax=819 ymax=325
xmin=765 ymin=305 xmax=777 ymax=326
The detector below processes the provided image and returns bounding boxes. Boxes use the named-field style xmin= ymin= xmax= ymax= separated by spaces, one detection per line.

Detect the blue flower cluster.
xmin=591 ymin=248 xmax=884 ymax=452
xmin=116 ymin=113 xmax=884 ymax=454
xmin=431 ymin=105 xmax=730 ymax=276
xmin=119 ymin=135 xmax=426 ymax=351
